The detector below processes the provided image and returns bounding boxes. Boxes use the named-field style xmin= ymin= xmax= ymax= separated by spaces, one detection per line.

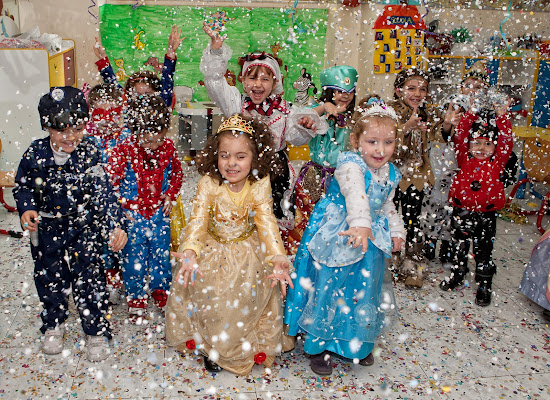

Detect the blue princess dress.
xmin=284 ymin=152 xmax=401 ymax=360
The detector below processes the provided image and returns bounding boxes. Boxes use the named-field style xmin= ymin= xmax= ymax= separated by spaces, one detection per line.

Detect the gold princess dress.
xmin=166 ymin=175 xmax=287 ymax=375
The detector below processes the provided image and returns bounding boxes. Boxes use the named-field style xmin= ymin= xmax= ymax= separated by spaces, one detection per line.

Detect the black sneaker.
xmin=310 ymin=351 xmax=332 ymax=375
xmin=204 ymin=356 xmax=222 ymax=373
xmin=475 ymin=283 xmax=492 ymax=307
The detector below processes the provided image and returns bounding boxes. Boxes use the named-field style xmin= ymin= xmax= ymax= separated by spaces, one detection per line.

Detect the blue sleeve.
xmin=13 ymin=148 xmax=36 ymax=217
xmin=160 ymin=55 xmax=176 ymax=108
xmin=99 ymin=64 xmax=123 ymax=89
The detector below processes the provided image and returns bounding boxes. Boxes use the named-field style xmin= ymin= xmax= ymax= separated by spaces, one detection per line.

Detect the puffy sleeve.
xmin=334 ymin=152 xmax=371 ymax=229
xmin=199 ymin=43 xmax=242 ymax=116
xmin=250 ymin=177 xmax=286 ymax=264
xmin=284 ymin=106 xmax=329 ymax=146
xmin=494 ymin=113 xmax=513 ymax=168
xmin=179 ymin=176 xmax=215 ymax=257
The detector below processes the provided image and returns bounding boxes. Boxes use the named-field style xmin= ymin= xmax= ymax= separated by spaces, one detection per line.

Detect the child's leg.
xmin=472 ymin=211 xmax=497 ymax=306
xmin=68 ymin=228 xmax=111 ymax=338
xmin=440 ymin=208 xmax=471 ymax=291
xmin=147 ymin=211 xmax=171 ymax=308
xmin=122 ymin=213 xmax=150 ymax=306
xmin=33 ymin=250 xmax=72 ymax=334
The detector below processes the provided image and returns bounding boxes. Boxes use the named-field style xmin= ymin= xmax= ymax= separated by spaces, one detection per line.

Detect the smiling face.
xmin=332 ymin=90 xmax=355 ymax=109
xmin=469 ymin=137 xmax=496 ymax=161
xmin=48 ymin=125 xmax=86 ymax=153
xmin=396 ymin=77 xmax=428 ymax=109
xmin=242 ymin=66 xmax=277 ymax=105
xmin=351 ymin=117 xmax=397 ymax=169
xmin=217 ymin=133 xmax=254 ymax=192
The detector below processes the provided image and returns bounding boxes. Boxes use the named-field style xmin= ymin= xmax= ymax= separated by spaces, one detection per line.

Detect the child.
xmin=94 ymin=25 xmax=185 ymax=107
xmin=166 ymin=114 xmax=293 ymax=375
xmin=107 ymin=95 xmax=183 ymax=317
xmin=13 ymin=86 xmax=128 ymax=361
xmin=439 ymin=101 xmax=513 ymax=307
xmin=388 ymin=67 xmax=451 ymax=288
xmin=87 ymin=83 xmax=131 ymax=303
xmin=284 ymin=98 xmax=405 ymax=375
xmin=200 ymin=23 xmax=327 ymax=232
xmin=284 ymin=65 xmax=358 ymax=254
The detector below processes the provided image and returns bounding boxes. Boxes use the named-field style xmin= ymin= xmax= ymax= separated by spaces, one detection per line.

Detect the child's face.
xmin=469 ymin=137 xmax=496 ymax=161
xmin=131 ymin=82 xmax=155 ymax=97
xmin=48 ymin=125 xmax=86 ymax=153
xmin=137 ymin=129 xmax=167 ymax=151
xmin=332 ymin=90 xmax=354 ymax=109
xmin=217 ymin=133 xmax=253 ymax=192
xmin=243 ymin=67 xmax=276 ymax=105
xmin=462 ymin=78 xmax=486 ymax=96
xmin=91 ymin=101 xmax=124 ymax=134
xmin=396 ymin=77 xmax=428 ymax=109
xmin=351 ymin=119 xmax=397 ymax=170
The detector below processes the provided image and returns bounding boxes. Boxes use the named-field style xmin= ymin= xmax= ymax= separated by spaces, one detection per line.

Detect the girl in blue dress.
xmin=284 ymin=97 xmax=406 ymax=375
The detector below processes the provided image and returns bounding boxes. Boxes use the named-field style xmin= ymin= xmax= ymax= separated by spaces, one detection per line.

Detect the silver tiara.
xmin=356 ymin=103 xmax=399 ymax=122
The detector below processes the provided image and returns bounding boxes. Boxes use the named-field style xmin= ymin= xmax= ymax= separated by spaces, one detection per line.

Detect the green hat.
xmin=320 ymin=66 xmax=358 ymax=93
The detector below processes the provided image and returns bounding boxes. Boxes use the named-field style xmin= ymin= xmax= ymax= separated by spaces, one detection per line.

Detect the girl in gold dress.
xmin=166 ymin=114 xmax=293 ymax=375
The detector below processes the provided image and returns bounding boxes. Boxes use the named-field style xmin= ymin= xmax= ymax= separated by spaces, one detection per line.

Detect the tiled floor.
xmin=1 ymin=165 xmax=549 ymax=399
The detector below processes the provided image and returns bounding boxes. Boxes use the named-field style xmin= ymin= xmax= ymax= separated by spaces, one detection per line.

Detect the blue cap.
xmin=320 ymin=66 xmax=358 ymax=93
xmin=38 ymin=86 xmax=89 ymax=130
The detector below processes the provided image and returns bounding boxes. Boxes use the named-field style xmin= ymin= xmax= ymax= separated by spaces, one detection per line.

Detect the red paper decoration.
xmin=340 ymin=0 xmax=361 ymax=7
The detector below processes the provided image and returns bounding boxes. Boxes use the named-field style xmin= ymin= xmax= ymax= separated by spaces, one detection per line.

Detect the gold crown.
xmin=217 ymin=114 xmax=254 ymax=136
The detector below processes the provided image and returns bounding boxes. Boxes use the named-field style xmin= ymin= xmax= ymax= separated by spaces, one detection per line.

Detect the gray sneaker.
xmin=42 ymin=325 xmax=65 ymax=355
xmin=86 ymin=335 xmax=109 ymax=362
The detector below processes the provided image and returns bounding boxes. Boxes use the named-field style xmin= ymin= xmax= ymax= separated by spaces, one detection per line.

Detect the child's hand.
xmin=494 ymin=96 xmax=512 ymax=117
xmin=109 ymin=227 xmax=128 ymax=252
xmin=339 ymin=227 xmax=373 ymax=253
xmin=391 ymin=237 xmax=405 ymax=253
xmin=93 ymin=37 xmax=107 ymax=60
xmin=20 ymin=210 xmax=39 ymax=232
xmin=166 ymin=25 xmax=186 ymax=59
xmin=323 ymin=102 xmax=340 ymax=116
xmin=267 ymin=256 xmax=294 ymax=298
xmin=298 ymin=116 xmax=317 ymax=132
xmin=443 ymin=101 xmax=463 ymax=127
xmin=172 ymin=249 xmax=203 ymax=287
xmin=161 ymin=195 xmax=173 ymax=216
xmin=202 ymin=22 xmax=225 ymax=50
xmin=404 ymin=108 xmax=427 ymax=134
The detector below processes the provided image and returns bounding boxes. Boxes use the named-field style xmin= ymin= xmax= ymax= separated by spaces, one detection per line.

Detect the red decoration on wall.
xmin=340 ymin=0 xmax=361 ymax=7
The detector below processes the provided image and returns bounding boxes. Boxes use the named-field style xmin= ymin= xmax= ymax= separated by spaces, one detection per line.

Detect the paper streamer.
xmin=500 ymin=0 xmax=512 ymax=50
xmin=88 ymin=0 xmax=98 ymax=24
xmin=420 ymin=0 xmax=429 ymax=22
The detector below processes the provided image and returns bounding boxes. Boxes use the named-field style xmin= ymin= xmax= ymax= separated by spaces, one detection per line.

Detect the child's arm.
xmin=334 ymin=157 xmax=372 ymax=252
xmin=442 ymin=101 xmax=463 ymax=142
xmin=494 ymin=103 xmax=513 ymax=168
xmin=284 ymin=105 xmax=329 ymax=146
xmin=93 ymin=37 xmax=122 ymax=88
xmin=453 ymin=110 xmax=478 ymax=166
xmin=161 ymin=140 xmax=184 ymax=215
xmin=160 ymin=25 xmax=185 ymax=108
xmin=200 ymin=22 xmax=242 ymax=116
xmin=382 ymin=185 xmax=406 ymax=252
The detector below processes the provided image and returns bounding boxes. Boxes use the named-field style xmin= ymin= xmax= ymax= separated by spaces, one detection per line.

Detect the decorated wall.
xmin=98 ymin=4 xmax=328 ymax=103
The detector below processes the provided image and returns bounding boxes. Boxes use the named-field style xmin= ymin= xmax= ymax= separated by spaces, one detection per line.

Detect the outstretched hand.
xmin=339 ymin=226 xmax=373 ymax=253
xmin=93 ymin=37 xmax=107 ymax=60
xmin=267 ymin=257 xmax=294 ymax=298
xmin=166 ymin=25 xmax=185 ymax=59
xmin=172 ymin=249 xmax=203 ymax=287
xmin=298 ymin=116 xmax=317 ymax=132
xmin=202 ymin=22 xmax=225 ymax=50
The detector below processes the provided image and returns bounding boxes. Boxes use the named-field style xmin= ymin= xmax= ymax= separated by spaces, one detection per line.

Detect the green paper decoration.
xmin=99 ymin=5 xmax=328 ymax=102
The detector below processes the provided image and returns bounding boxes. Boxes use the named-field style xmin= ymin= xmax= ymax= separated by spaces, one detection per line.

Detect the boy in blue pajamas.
xmin=14 ymin=86 xmax=128 ymax=361
xmin=107 ymin=95 xmax=183 ymax=318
